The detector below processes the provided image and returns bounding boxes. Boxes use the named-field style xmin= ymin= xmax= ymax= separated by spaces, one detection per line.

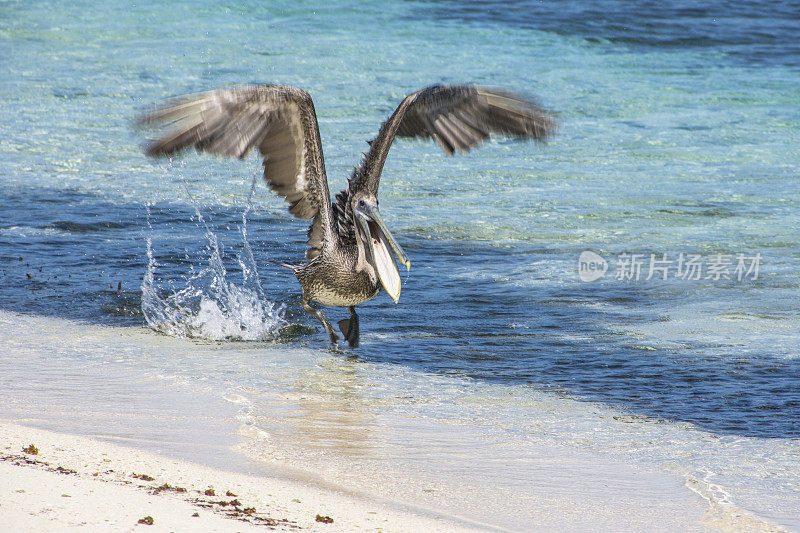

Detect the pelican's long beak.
xmin=357 ymin=205 xmax=410 ymax=304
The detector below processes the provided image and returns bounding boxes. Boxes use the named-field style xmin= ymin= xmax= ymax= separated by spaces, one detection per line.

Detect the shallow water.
xmin=2 ymin=0 xmax=800 ymax=528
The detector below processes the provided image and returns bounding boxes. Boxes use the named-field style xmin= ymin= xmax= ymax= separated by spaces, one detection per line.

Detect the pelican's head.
xmin=352 ymin=194 xmax=410 ymax=303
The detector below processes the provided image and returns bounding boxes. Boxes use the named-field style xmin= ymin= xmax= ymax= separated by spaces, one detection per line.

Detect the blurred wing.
xmin=138 ymin=84 xmax=335 ymax=260
xmin=351 ymin=84 xmax=557 ymax=195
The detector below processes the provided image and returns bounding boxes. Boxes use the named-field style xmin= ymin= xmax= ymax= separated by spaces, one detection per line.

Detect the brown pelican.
xmin=138 ymin=84 xmax=555 ymax=347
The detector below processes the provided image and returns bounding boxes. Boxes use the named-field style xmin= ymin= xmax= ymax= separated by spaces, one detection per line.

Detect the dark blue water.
xmin=413 ymin=0 xmax=800 ymax=68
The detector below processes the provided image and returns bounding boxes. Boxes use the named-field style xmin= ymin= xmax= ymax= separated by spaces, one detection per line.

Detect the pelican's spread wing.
xmin=138 ymin=84 xmax=335 ymax=260
xmin=351 ymin=84 xmax=557 ymax=195
xmin=397 ymin=85 xmax=555 ymax=152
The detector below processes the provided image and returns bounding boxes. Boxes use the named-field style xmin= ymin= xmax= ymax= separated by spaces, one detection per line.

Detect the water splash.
xmin=141 ymin=198 xmax=287 ymax=342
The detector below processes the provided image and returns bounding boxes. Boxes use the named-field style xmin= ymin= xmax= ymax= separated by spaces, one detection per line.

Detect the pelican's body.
xmin=139 ymin=84 xmax=555 ymax=346
xmin=297 ymin=247 xmax=378 ymax=308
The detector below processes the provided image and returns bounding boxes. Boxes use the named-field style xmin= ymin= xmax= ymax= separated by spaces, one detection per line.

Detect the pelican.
xmin=138 ymin=84 xmax=555 ymax=347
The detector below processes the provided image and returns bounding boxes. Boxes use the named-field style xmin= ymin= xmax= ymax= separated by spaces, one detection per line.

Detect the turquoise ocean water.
xmin=1 ymin=0 xmax=799 ymax=528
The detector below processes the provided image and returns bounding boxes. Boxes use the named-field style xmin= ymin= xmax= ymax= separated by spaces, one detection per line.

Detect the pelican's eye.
xmin=358 ymin=199 xmax=366 ymax=208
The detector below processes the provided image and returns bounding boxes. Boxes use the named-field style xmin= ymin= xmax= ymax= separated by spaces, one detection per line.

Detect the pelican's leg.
xmin=302 ymin=297 xmax=339 ymax=345
xmin=338 ymin=306 xmax=360 ymax=348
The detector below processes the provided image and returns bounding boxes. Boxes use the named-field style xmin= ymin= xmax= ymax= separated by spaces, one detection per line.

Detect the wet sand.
xmin=0 ymin=421 xmax=484 ymax=532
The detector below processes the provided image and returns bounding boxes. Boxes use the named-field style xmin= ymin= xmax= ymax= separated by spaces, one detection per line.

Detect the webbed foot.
xmin=338 ymin=306 xmax=360 ymax=348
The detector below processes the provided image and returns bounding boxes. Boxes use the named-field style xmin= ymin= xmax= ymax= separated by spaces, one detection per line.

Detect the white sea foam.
xmin=685 ymin=473 xmax=786 ymax=533
xmin=0 ymin=225 xmax=72 ymax=238
xmin=223 ymin=392 xmax=253 ymax=406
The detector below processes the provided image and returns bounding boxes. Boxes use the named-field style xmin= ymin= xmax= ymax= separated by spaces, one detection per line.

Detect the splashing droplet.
xmin=141 ymin=202 xmax=286 ymax=341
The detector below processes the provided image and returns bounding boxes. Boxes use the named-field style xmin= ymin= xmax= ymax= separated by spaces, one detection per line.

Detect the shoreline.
xmin=0 ymin=420 xmax=487 ymax=532
xmin=3 ymin=420 xmax=788 ymax=533
xmin=1 ymin=310 xmax=796 ymax=532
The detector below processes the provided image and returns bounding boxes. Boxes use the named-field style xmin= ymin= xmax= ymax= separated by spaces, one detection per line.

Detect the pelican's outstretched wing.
xmin=138 ymin=84 xmax=335 ymax=260
xmin=350 ymin=84 xmax=557 ymax=195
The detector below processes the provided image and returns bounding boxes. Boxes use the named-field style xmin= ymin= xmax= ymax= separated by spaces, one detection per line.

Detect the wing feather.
xmin=138 ymin=85 xmax=336 ymax=259
xmin=351 ymin=84 xmax=557 ymax=195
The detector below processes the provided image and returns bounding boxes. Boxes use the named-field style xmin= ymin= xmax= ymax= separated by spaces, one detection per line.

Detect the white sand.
xmin=0 ymin=421 xmax=485 ymax=532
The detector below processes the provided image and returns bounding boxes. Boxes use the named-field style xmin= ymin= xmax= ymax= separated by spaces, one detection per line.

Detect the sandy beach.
xmin=1 ymin=421 xmax=486 ymax=532
xmin=1 ymin=419 xmax=791 ymax=533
